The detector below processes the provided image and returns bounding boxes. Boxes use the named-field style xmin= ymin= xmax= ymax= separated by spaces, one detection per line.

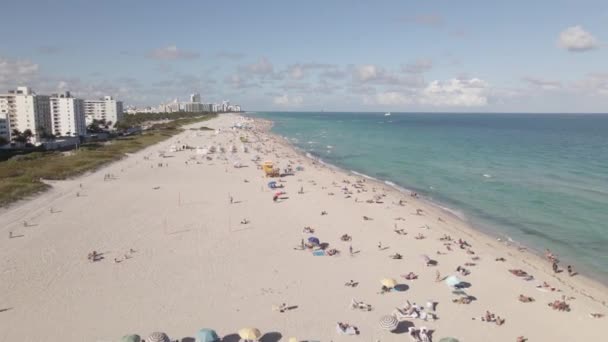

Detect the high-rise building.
xmin=84 ymin=96 xmax=124 ymax=126
xmin=190 ymin=93 xmax=201 ymax=103
xmin=0 ymin=86 xmax=51 ymax=143
xmin=50 ymin=91 xmax=86 ymax=137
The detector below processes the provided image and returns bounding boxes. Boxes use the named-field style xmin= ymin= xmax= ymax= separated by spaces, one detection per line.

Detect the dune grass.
xmin=0 ymin=113 xmax=217 ymax=207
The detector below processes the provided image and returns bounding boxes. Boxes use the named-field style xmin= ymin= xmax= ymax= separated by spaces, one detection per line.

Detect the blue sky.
xmin=1 ymin=0 xmax=607 ymax=112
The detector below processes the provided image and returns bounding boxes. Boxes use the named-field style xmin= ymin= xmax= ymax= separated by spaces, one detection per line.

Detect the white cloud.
xmin=420 ymin=78 xmax=488 ymax=106
xmin=522 ymin=77 xmax=562 ymax=90
xmin=355 ymin=65 xmax=380 ymax=82
xmin=0 ymin=57 xmax=40 ymax=88
xmin=402 ymin=59 xmax=433 ymax=74
xmin=289 ymin=65 xmax=304 ymax=80
xmin=273 ymin=94 xmax=303 ymax=106
xmin=370 ymin=92 xmax=413 ymax=105
xmin=571 ymin=72 xmax=608 ymax=96
xmin=242 ymin=57 xmax=274 ymax=75
xmin=146 ymin=45 xmax=200 ymax=60
xmin=557 ymin=26 xmax=599 ymax=52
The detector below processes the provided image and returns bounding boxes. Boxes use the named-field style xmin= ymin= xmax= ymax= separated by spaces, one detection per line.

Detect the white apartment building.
xmin=50 ymin=91 xmax=86 ymax=137
xmin=84 ymin=96 xmax=124 ymax=126
xmin=190 ymin=93 xmax=201 ymax=103
xmin=0 ymin=86 xmax=51 ymax=143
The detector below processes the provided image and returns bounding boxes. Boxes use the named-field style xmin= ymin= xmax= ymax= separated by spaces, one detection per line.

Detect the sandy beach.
xmin=0 ymin=113 xmax=606 ymax=342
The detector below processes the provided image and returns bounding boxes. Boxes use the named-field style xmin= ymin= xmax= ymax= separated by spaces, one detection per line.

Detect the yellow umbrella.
xmin=288 ymin=338 xmax=298 ymax=342
xmin=381 ymin=278 xmax=397 ymax=288
xmin=238 ymin=328 xmax=261 ymax=340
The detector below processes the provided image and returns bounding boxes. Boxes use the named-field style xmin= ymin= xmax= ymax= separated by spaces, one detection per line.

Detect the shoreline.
xmin=251 ymin=115 xmax=608 ymax=307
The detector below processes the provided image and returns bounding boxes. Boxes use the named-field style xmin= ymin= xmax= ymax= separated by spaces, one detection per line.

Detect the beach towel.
xmin=312 ymin=250 xmax=325 ymax=256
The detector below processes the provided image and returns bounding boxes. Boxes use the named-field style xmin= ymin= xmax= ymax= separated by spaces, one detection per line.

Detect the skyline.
xmin=1 ymin=0 xmax=607 ymax=112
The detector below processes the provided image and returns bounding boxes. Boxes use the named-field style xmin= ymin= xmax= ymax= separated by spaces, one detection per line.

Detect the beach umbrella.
xmin=146 ymin=332 xmax=170 ymax=342
xmin=288 ymin=338 xmax=298 ymax=342
xmin=445 ymin=275 xmax=462 ymax=288
xmin=438 ymin=338 xmax=460 ymax=342
xmin=238 ymin=328 xmax=261 ymax=340
xmin=378 ymin=314 xmax=399 ymax=331
xmin=196 ymin=329 xmax=220 ymax=342
xmin=380 ymin=278 xmax=398 ymax=288
xmin=308 ymin=236 xmax=320 ymax=245
xmin=120 ymin=335 xmax=141 ymax=342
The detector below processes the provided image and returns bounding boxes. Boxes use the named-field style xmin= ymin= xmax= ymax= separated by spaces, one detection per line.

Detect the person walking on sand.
xmin=378 ymin=242 xmax=382 ymax=250
xmin=349 ymin=245 xmax=353 ymax=255
xmin=435 ymin=270 xmax=441 ymax=282
xmin=229 ymin=194 xmax=233 ymax=204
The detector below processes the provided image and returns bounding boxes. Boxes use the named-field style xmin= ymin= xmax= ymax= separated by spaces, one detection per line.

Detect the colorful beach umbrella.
xmin=308 ymin=236 xmax=320 ymax=245
xmin=146 ymin=332 xmax=170 ymax=342
xmin=380 ymin=278 xmax=397 ymax=288
xmin=196 ymin=328 xmax=219 ymax=342
xmin=378 ymin=315 xmax=399 ymax=331
xmin=445 ymin=275 xmax=462 ymax=288
xmin=120 ymin=335 xmax=141 ymax=342
xmin=238 ymin=328 xmax=261 ymax=340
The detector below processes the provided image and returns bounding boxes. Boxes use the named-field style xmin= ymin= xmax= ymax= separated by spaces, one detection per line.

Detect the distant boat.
xmin=384 ymin=112 xmax=391 ymax=116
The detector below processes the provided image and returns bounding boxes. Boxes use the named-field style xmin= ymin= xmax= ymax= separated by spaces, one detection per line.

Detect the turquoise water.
xmin=251 ymin=112 xmax=608 ymax=281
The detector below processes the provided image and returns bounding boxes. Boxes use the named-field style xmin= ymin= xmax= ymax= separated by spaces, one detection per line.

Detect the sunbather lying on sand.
xmin=336 ymin=322 xmax=359 ymax=335
xmin=340 ymin=234 xmax=352 ymax=241
xmin=389 ymin=253 xmax=403 ymax=259
xmin=509 ymin=269 xmax=529 ymax=277
xmin=302 ymin=226 xmax=314 ymax=233
xmin=518 ymin=295 xmax=534 ymax=303
xmin=350 ymin=298 xmax=372 ymax=311
xmin=402 ymin=272 xmax=418 ymax=280
xmin=414 ymin=233 xmax=426 ymax=240
xmin=326 ymin=248 xmax=339 ymax=256
xmin=589 ymin=313 xmax=604 ymax=318
xmin=362 ymin=216 xmax=372 ymax=220
xmin=344 ymin=280 xmax=358 ymax=287
xmin=495 ymin=257 xmax=506 ymax=261
xmin=439 ymin=234 xmax=452 ymax=241
xmin=453 ymin=296 xmax=473 ymax=304
xmin=548 ymin=300 xmax=570 ymax=311
xmin=456 ymin=266 xmax=470 ymax=276
xmin=379 ymin=285 xmax=391 ymax=294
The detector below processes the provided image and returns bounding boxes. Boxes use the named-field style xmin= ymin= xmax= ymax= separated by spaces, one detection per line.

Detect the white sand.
xmin=1 ymin=113 xmax=606 ymax=342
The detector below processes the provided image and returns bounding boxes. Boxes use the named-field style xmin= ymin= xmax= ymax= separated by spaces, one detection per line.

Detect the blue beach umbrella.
xmin=120 ymin=335 xmax=141 ymax=342
xmin=445 ymin=275 xmax=462 ymax=288
xmin=308 ymin=236 xmax=320 ymax=245
xmin=196 ymin=328 xmax=220 ymax=342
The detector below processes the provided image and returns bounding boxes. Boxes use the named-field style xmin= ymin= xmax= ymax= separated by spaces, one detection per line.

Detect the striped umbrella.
xmin=238 ymin=328 xmax=261 ymax=340
xmin=146 ymin=332 xmax=170 ymax=342
xmin=379 ymin=314 xmax=399 ymax=331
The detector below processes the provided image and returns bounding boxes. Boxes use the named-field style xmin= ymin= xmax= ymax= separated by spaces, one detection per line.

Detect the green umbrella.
xmin=120 ymin=335 xmax=141 ymax=342
xmin=438 ymin=338 xmax=460 ymax=342
xmin=196 ymin=328 xmax=220 ymax=342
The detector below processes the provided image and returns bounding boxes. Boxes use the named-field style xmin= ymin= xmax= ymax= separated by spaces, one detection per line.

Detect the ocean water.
xmin=250 ymin=112 xmax=608 ymax=282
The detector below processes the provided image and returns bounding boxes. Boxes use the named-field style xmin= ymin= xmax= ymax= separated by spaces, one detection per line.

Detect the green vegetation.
xmin=0 ymin=113 xmax=217 ymax=207
xmin=115 ymin=111 xmax=218 ymax=131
